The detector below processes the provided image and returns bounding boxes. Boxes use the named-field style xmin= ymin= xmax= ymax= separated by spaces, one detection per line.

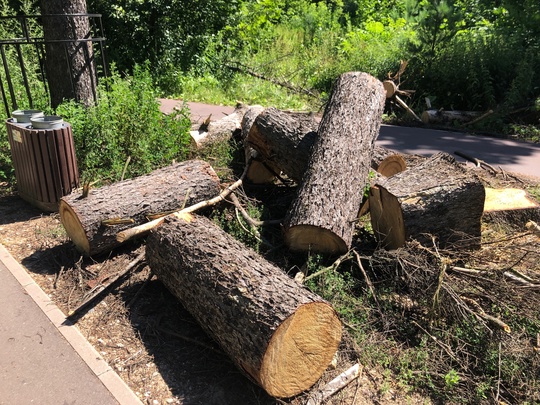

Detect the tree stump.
xmin=59 ymin=160 xmax=221 ymax=256
xmin=146 ymin=213 xmax=342 ymax=398
xmin=369 ymin=152 xmax=485 ymax=249
xmin=284 ymin=72 xmax=386 ymax=254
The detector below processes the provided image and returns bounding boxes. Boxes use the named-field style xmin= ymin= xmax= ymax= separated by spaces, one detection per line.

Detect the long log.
xmin=146 ymin=213 xmax=342 ymax=398
xmin=59 ymin=160 xmax=221 ymax=256
xmin=369 ymin=152 xmax=485 ymax=249
xmin=284 ymin=72 xmax=386 ymax=253
xmin=421 ymin=109 xmax=482 ymax=125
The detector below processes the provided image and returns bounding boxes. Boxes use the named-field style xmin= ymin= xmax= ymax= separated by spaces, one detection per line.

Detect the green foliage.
xmin=56 ymin=64 xmax=191 ymax=183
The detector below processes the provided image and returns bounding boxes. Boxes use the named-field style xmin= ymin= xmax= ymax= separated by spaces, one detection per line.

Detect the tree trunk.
xmin=59 ymin=160 xmax=221 ymax=256
xmin=146 ymin=214 xmax=342 ymax=398
xmin=189 ymin=103 xmax=248 ymax=149
xmin=483 ymin=187 xmax=540 ymax=228
xmin=240 ymin=105 xmax=275 ymax=183
xmin=369 ymin=152 xmax=485 ymax=250
xmin=284 ymin=72 xmax=386 ymax=254
xmin=40 ymin=0 xmax=96 ymax=108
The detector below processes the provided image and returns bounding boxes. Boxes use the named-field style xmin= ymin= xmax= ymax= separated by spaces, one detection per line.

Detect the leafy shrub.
xmin=56 ymin=64 xmax=191 ymax=183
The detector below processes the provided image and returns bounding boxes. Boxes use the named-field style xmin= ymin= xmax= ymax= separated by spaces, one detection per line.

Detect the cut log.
xmin=421 ymin=109 xmax=481 ymax=125
xmin=247 ymin=107 xmax=319 ymax=182
xmin=146 ymin=213 xmax=342 ymax=398
xmin=369 ymin=152 xmax=485 ymax=250
xmin=383 ymin=80 xmax=398 ymax=99
xmin=190 ymin=103 xmax=248 ymax=148
xmin=240 ymin=105 xmax=275 ymax=184
xmin=247 ymin=108 xmax=413 ymax=182
xmin=483 ymin=187 xmax=540 ymax=228
xmin=60 ymin=160 xmax=221 ymax=256
xmin=284 ymin=72 xmax=386 ymax=254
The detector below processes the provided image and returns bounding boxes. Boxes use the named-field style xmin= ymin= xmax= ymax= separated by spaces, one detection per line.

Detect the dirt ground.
xmin=1 ymin=162 xmax=539 ymax=404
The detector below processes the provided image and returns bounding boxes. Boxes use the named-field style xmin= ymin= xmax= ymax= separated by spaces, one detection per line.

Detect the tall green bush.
xmin=56 ymin=64 xmax=191 ymax=183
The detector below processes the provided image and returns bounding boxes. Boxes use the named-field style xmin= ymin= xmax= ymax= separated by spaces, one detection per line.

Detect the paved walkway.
xmin=160 ymin=99 xmax=540 ymax=180
xmin=0 ymin=245 xmax=142 ymax=405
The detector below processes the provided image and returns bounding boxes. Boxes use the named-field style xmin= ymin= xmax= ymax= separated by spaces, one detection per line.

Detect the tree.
xmin=40 ymin=0 xmax=97 ymax=108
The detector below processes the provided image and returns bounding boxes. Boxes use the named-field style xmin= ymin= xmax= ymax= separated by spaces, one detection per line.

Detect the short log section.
xmin=146 ymin=213 xmax=342 ymax=398
xmin=59 ymin=160 xmax=221 ymax=256
xmin=284 ymin=72 xmax=386 ymax=253
xmin=190 ymin=103 xmax=248 ymax=149
xmin=247 ymin=107 xmax=319 ymax=182
xmin=369 ymin=152 xmax=485 ymax=249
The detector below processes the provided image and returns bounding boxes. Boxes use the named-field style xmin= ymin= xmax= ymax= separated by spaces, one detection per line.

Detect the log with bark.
xmin=59 ymin=160 xmax=221 ymax=256
xmin=146 ymin=213 xmax=342 ymax=398
xmin=247 ymin=107 xmax=413 ymax=182
xmin=190 ymin=103 xmax=248 ymax=148
xmin=240 ymin=105 xmax=276 ymax=184
xmin=284 ymin=72 xmax=386 ymax=254
xmin=247 ymin=107 xmax=320 ymax=182
xmin=369 ymin=152 xmax=485 ymax=250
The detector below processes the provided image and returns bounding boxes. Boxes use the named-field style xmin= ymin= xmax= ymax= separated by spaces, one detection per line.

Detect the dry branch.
xmin=306 ymin=364 xmax=362 ymax=405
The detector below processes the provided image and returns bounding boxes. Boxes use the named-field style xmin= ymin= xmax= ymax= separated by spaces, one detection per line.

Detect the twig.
xmin=394 ymin=94 xmax=422 ymax=122
xmin=526 ymin=221 xmax=540 ymax=238
xmin=460 ymin=296 xmax=511 ymax=333
xmin=496 ymin=341 xmax=502 ymax=402
xmin=305 ymin=364 xmax=362 ymax=405
xmin=450 ymin=266 xmax=539 ymax=287
xmin=66 ymin=252 xmax=145 ymax=321
xmin=229 ymin=192 xmax=282 ymax=227
xmin=412 ymin=320 xmax=458 ymax=362
xmin=464 ymin=109 xmax=494 ymax=126
xmin=120 ymin=155 xmax=131 ymax=182
xmin=304 ymin=252 xmax=352 ymax=282
xmin=352 ymin=250 xmax=379 ymax=307
xmin=117 ymin=160 xmax=252 ymax=243
xmin=454 ymin=151 xmax=497 ymax=174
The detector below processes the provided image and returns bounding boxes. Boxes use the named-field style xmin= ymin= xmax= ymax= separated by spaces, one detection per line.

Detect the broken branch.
xmin=305 ymin=364 xmax=362 ymax=405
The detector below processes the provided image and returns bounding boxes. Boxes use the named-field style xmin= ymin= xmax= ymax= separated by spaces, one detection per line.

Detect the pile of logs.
xmin=60 ymin=71 xmax=538 ymax=397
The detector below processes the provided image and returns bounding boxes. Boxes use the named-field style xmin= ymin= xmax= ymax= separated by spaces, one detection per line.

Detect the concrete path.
xmin=160 ymin=99 xmax=539 ymax=179
xmin=0 ymin=245 xmax=142 ymax=405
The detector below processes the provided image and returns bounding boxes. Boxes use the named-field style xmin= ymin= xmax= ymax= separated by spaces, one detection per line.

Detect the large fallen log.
xmin=60 ymin=160 xmax=221 ymax=256
xmin=284 ymin=72 xmax=386 ymax=253
xmin=483 ymin=187 xmax=540 ymax=228
xmin=146 ymin=213 xmax=342 ymax=398
xmin=369 ymin=152 xmax=485 ymax=249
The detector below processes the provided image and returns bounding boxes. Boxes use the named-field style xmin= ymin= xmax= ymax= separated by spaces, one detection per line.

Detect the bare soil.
xmin=1 ymin=163 xmax=539 ymax=404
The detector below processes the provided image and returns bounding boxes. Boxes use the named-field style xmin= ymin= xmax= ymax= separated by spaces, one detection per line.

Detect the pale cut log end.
xmin=59 ymin=199 xmax=90 ymax=255
xmin=376 ymin=155 xmax=407 ymax=177
xmin=259 ymin=302 xmax=342 ymax=398
xmin=484 ymin=188 xmax=539 ymax=212
xmin=383 ymin=80 xmax=397 ymax=99
xmin=369 ymin=186 xmax=406 ymax=250
xmin=285 ymin=225 xmax=349 ymax=254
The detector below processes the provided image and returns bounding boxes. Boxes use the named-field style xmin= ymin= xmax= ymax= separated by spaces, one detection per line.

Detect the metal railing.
xmin=0 ymin=14 xmax=108 ymax=116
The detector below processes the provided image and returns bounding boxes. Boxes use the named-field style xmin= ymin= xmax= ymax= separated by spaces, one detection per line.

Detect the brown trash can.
xmin=5 ymin=119 xmax=80 ymax=212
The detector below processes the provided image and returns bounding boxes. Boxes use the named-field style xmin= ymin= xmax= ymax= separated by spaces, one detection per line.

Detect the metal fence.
xmin=0 ymin=14 xmax=108 ymax=116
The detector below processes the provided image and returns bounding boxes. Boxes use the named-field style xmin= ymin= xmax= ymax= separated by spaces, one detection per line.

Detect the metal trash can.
xmin=5 ymin=115 xmax=79 ymax=212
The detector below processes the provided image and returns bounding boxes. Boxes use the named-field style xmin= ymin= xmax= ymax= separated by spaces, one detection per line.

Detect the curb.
xmin=0 ymin=243 xmax=143 ymax=405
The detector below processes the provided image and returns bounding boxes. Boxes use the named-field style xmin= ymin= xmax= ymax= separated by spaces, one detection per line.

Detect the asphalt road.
xmin=159 ymin=99 xmax=540 ymax=180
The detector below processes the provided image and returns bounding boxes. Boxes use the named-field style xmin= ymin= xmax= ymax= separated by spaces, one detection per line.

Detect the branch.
xmin=116 ymin=161 xmax=252 ymax=243
xmin=305 ymin=364 xmax=362 ymax=405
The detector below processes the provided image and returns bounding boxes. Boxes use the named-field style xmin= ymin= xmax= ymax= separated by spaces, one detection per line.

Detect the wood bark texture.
xmin=284 ymin=72 xmax=386 ymax=253
xmin=369 ymin=152 xmax=485 ymax=249
xmin=59 ymin=160 xmax=221 ymax=256
xmin=40 ymin=0 xmax=96 ymax=107
xmin=190 ymin=104 xmax=248 ymax=148
xmin=247 ymin=107 xmax=319 ymax=182
xmin=146 ymin=214 xmax=342 ymax=398
xmin=240 ymin=105 xmax=275 ymax=183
